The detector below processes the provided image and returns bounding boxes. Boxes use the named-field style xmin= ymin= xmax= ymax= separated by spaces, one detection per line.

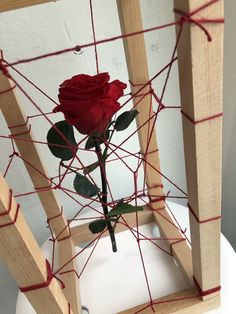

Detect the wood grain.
xmin=116 ymin=0 xmax=165 ymax=210
xmin=0 ymin=0 xmax=54 ymax=12
xmin=174 ymin=0 xmax=224 ymax=301
xmin=0 ymin=73 xmax=69 ymax=240
xmin=71 ymin=207 xmax=153 ymax=245
xmin=153 ymin=209 xmax=193 ymax=284
xmin=58 ymin=238 xmax=82 ymax=314
xmin=0 ymin=173 xmax=71 ymax=314
xmin=0 ymin=72 xmax=81 ymax=311
xmin=117 ymin=0 xmax=193 ymax=288
xmin=118 ymin=288 xmax=220 ymax=314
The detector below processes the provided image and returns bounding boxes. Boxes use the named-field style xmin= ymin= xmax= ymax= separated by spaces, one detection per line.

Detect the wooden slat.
xmin=0 ymin=72 xmax=81 ymax=311
xmin=71 ymin=207 xmax=153 ymax=246
xmin=118 ymin=287 xmax=220 ymax=314
xmin=58 ymin=238 xmax=82 ymax=314
xmin=0 ymin=0 xmax=54 ymax=12
xmin=0 ymin=73 xmax=69 ymax=240
xmin=0 ymin=173 xmax=71 ymax=314
xmin=117 ymin=0 xmax=193 ymax=288
xmin=174 ymin=0 xmax=224 ymax=300
xmin=71 ymin=206 xmax=193 ymax=284
xmin=153 ymin=210 xmax=193 ymax=284
xmin=116 ymin=0 xmax=165 ymax=210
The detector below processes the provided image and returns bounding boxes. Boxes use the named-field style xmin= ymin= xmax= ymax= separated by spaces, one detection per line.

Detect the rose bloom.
xmin=53 ymin=72 xmax=127 ymax=135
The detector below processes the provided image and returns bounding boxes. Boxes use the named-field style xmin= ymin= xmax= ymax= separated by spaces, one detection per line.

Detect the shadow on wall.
xmin=222 ymin=0 xmax=236 ymax=252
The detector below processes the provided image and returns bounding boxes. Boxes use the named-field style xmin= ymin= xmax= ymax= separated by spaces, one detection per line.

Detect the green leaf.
xmin=47 ymin=120 xmax=77 ymax=161
xmin=83 ymin=161 xmax=100 ymax=175
xmin=114 ymin=110 xmax=139 ymax=131
xmin=85 ymin=130 xmax=110 ymax=150
xmin=73 ymin=173 xmax=100 ymax=197
xmin=89 ymin=219 xmax=107 ymax=234
xmin=108 ymin=203 xmax=143 ymax=217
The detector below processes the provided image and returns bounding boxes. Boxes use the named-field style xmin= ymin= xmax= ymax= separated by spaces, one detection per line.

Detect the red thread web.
xmin=0 ymin=0 xmax=223 ymax=313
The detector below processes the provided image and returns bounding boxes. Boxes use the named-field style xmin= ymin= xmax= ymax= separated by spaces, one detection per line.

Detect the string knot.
xmin=20 ymin=260 xmax=65 ymax=293
xmin=0 ymin=59 xmax=10 ymax=77
xmin=174 ymin=0 xmax=224 ymax=42
xmin=9 ymin=152 xmax=19 ymax=158
xmin=0 ymin=50 xmax=11 ymax=77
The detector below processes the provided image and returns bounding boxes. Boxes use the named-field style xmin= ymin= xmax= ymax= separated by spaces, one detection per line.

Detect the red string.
xmin=4 ymin=0 xmax=223 ymax=68
xmin=188 ymin=203 xmax=221 ymax=224
xmin=0 ymin=189 xmax=13 ymax=216
xmin=47 ymin=207 xmax=64 ymax=224
xmin=0 ymin=50 xmax=10 ymax=77
xmin=0 ymin=1 xmax=224 ymax=311
xmin=169 ymin=238 xmax=186 ymax=256
xmin=57 ymin=229 xmax=71 ymax=242
xmin=89 ymin=0 xmax=99 ymax=73
xmin=181 ymin=110 xmax=223 ymax=124
xmin=6 ymin=21 xmax=178 ymax=67
xmin=193 ymin=276 xmax=221 ymax=297
xmin=0 ymin=189 xmax=20 ymax=229
xmin=0 ymin=85 xmax=16 ymax=95
xmin=134 ymin=293 xmax=199 ymax=314
xmin=19 ymin=259 xmax=65 ymax=293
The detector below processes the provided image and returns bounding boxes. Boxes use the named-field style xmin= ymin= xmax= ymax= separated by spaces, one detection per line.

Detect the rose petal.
xmin=108 ymin=80 xmax=127 ymax=101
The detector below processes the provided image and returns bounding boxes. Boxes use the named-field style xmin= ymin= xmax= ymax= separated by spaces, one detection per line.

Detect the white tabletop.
xmin=16 ymin=202 xmax=236 ymax=314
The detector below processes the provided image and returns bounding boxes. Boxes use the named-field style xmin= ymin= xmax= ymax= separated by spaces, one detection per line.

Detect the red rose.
xmin=53 ymin=72 xmax=127 ymax=135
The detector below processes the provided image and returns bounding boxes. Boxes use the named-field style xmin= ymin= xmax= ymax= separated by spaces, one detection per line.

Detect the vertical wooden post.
xmin=116 ymin=0 xmax=165 ymax=210
xmin=174 ymin=0 xmax=224 ymax=299
xmin=0 ymin=173 xmax=72 ymax=314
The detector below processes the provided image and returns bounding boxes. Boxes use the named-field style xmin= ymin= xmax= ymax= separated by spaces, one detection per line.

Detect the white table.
xmin=16 ymin=202 xmax=236 ymax=314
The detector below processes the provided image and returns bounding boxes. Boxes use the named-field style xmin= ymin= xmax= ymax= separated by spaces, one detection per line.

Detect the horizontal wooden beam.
xmin=118 ymin=288 xmax=220 ymax=314
xmin=71 ymin=207 xmax=153 ymax=246
xmin=0 ymin=0 xmax=55 ymax=12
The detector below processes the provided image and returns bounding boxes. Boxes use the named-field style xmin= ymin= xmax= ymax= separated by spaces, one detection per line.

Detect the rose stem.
xmin=94 ymin=138 xmax=117 ymax=252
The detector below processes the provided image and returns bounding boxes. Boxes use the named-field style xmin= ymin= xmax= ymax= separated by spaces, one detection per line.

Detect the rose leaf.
xmin=88 ymin=219 xmax=107 ymax=234
xmin=114 ymin=109 xmax=139 ymax=131
xmin=85 ymin=130 xmax=110 ymax=150
xmin=73 ymin=173 xmax=100 ymax=197
xmin=47 ymin=120 xmax=77 ymax=161
xmin=83 ymin=161 xmax=100 ymax=175
xmin=107 ymin=203 xmax=143 ymax=217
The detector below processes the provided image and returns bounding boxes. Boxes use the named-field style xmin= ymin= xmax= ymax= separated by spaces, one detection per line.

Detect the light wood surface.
xmin=58 ymin=238 xmax=82 ymax=314
xmin=0 ymin=0 xmax=54 ymax=12
xmin=153 ymin=210 xmax=193 ymax=284
xmin=0 ymin=72 xmax=81 ymax=311
xmin=0 ymin=173 xmax=71 ymax=314
xmin=116 ymin=0 xmax=165 ymax=210
xmin=0 ymin=73 xmax=69 ymax=240
xmin=71 ymin=207 xmax=153 ymax=245
xmin=117 ymin=0 xmax=193 ymax=288
xmin=118 ymin=287 xmax=220 ymax=314
xmin=174 ymin=0 xmax=224 ymax=301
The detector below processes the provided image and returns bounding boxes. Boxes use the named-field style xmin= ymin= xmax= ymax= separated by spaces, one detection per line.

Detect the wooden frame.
xmin=0 ymin=0 xmax=224 ymax=313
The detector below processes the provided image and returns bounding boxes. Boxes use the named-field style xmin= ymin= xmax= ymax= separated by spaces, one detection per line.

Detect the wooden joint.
xmin=19 ymin=259 xmax=65 ymax=293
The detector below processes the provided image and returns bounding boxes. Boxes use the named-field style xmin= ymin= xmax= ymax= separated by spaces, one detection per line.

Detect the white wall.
xmin=0 ymin=0 xmax=234 ymax=313
xmin=222 ymin=0 xmax=236 ymax=251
